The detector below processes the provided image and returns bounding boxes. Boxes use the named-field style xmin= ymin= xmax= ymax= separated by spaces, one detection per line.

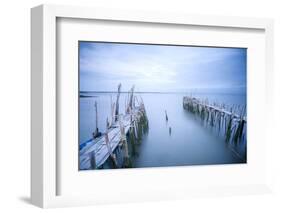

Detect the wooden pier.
xmin=79 ymin=85 xmax=148 ymax=170
xmin=183 ymin=96 xmax=247 ymax=147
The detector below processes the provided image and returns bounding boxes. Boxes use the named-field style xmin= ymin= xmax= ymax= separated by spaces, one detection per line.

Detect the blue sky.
xmin=79 ymin=42 xmax=246 ymax=94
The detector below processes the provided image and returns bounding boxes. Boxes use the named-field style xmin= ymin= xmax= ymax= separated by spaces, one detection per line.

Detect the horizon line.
xmin=80 ymin=90 xmax=246 ymax=95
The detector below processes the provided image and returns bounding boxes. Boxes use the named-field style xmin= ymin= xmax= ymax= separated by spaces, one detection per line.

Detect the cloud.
xmin=79 ymin=42 xmax=246 ymax=93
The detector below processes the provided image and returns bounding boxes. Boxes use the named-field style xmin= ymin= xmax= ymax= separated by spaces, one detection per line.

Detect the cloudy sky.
xmin=79 ymin=42 xmax=246 ymax=94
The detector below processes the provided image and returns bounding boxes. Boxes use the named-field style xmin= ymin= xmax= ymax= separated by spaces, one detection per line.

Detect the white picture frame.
xmin=31 ymin=4 xmax=274 ymax=208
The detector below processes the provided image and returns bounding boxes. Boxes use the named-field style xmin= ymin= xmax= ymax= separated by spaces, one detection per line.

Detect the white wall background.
xmin=0 ymin=0 xmax=280 ymax=212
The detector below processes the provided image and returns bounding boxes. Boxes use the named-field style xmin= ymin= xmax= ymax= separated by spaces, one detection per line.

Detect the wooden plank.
xmin=79 ymin=107 xmax=143 ymax=170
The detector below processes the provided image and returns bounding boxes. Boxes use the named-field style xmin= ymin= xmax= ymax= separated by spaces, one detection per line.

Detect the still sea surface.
xmin=79 ymin=92 xmax=246 ymax=168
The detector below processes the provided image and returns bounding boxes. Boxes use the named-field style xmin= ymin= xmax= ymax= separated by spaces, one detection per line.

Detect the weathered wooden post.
xmin=127 ymin=85 xmax=135 ymax=112
xmin=95 ymin=100 xmax=98 ymax=127
xmin=93 ymin=101 xmax=101 ymax=138
xmin=165 ymin=110 xmax=168 ymax=122
xmin=110 ymin=95 xmax=115 ymax=127
xmin=126 ymin=92 xmax=130 ymax=114
xmin=124 ymin=95 xmax=127 ymax=114
xmin=119 ymin=116 xmax=130 ymax=167
xmin=128 ymin=106 xmax=137 ymax=155
xmin=134 ymin=119 xmax=139 ymax=142
xmin=89 ymin=151 xmax=96 ymax=169
xmin=106 ymin=117 xmax=110 ymax=129
xmin=225 ymin=115 xmax=233 ymax=143
xmin=105 ymin=117 xmax=118 ymax=168
xmin=115 ymin=83 xmax=122 ymax=122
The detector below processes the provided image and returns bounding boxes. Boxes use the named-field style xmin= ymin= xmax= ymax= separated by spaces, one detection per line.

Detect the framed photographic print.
xmin=31 ymin=4 xmax=274 ymax=208
xmin=78 ymin=42 xmax=247 ymax=170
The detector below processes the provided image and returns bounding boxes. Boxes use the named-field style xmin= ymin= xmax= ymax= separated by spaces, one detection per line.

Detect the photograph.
xmin=79 ymin=41 xmax=247 ymax=170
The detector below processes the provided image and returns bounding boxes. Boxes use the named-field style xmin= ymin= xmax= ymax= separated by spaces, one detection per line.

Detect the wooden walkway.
xmin=183 ymin=97 xmax=246 ymax=122
xmin=79 ymin=106 xmax=145 ymax=170
xmin=183 ymin=96 xmax=247 ymax=148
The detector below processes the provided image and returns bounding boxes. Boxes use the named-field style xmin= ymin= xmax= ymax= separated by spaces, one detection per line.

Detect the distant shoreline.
xmin=80 ymin=91 xmax=246 ymax=96
xmin=80 ymin=95 xmax=98 ymax=98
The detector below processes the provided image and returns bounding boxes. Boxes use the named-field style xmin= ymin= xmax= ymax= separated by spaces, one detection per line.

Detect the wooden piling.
xmin=115 ymin=83 xmax=122 ymax=122
xmin=93 ymin=101 xmax=101 ymax=138
xmin=110 ymin=95 xmax=115 ymax=127
xmin=89 ymin=151 xmax=96 ymax=169
xmin=127 ymin=85 xmax=135 ymax=113
xmin=119 ymin=116 xmax=131 ymax=167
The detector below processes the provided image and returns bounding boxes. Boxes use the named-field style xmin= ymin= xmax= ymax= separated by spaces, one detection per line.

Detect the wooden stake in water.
xmin=134 ymin=120 xmax=138 ymax=141
xmin=127 ymin=85 xmax=135 ymax=112
xmin=95 ymin=100 xmax=98 ymax=130
xmin=110 ymin=95 xmax=115 ymax=127
xmin=106 ymin=118 xmax=110 ymax=129
xmin=93 ymin=101 xmax=101 ymax=138
xmin=165 ymin=110 xmax=168 ymax=122
xmin=115 ymin=83 xmax=122 ymax=122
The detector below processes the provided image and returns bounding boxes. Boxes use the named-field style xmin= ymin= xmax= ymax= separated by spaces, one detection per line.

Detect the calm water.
xmin=79 ymin=93 xmax=246 ymax=168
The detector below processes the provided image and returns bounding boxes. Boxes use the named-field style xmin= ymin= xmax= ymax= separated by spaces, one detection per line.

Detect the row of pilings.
xmin=100 ymin=105 xmax=149 ymax=169
xmin=183 ymin=96 xmax=246 ymax=157
xmin=90 ymin=84 xmax=149 ymax=169
xmin=124 ymin=104 xmax=149 ymax=168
